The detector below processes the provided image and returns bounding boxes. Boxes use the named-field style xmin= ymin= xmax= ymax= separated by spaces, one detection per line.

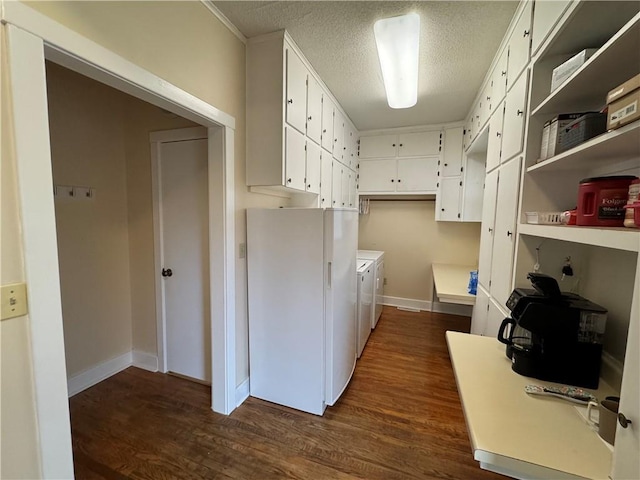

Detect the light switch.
xmin=56 ymin=185 xmax=74 ymax=199
xmin=1 ymin=283 xmax=28 ymax=320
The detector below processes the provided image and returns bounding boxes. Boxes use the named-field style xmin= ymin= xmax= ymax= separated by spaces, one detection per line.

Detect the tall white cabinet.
xmin=247 ymin=31 xmax=358 ymax=206
xmin=468 ymin=1 xmax=640 ymax=478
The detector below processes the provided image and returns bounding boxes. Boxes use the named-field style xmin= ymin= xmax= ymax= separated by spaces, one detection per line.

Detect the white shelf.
xmin=527 ymin=120 xmax=640 ymax=173
xmin=532 ymin=13 xmax=640 ymax=117
xmin=519 ymin=223 xmax=640 ymax=252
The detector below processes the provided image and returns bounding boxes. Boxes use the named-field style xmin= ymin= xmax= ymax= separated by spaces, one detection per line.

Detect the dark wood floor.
xmin=71 ymin=307 xmax=506 ymax=479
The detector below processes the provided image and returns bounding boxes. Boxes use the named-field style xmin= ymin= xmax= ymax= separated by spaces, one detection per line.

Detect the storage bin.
xmin=525 ymin=212 xmax=563 ymax=225
xmin=560 ymin=113 xmax=607 ymax=151
xmin=577 ymin=176 xmax=637 ymax=227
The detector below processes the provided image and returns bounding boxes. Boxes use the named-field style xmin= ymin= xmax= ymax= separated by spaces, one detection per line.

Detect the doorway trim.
xmin=3 ymin=3 xmax=237 ymax=478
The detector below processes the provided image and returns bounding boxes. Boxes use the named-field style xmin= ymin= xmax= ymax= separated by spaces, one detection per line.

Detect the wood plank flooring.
xmin=70 ymin=307 xmax=506 ymax=479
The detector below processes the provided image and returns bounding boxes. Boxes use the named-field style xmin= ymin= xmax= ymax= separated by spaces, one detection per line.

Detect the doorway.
xmin=3 ymin=13 xmax=237 ymax=478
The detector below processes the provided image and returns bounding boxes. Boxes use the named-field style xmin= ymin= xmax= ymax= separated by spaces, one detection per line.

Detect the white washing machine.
xmin=357 ymin=250 xmax=384 ymax=328
xmin=356 ymin=260 xmax=374 ymax=358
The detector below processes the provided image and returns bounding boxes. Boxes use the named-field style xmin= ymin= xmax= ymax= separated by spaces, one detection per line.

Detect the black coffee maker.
xmin=498 ymin=273 xmax=607 ymax=389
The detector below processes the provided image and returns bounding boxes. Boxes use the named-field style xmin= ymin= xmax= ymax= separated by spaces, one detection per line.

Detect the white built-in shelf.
xmin=519 ymin=223 xmax=640 ymax=252
xmin=527 ymin=120 xmax=640 ymax=173
xmin=466 ymin=123 xmax=489 ymax=156
xmin=532 ymin=13 xmax=640 ymax=117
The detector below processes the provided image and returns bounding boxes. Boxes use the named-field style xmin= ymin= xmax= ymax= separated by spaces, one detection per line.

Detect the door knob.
xmin=161 ymin=268 xmax=173 ymax=277
xmin=618 ymin=413 xmax=633 ymax=428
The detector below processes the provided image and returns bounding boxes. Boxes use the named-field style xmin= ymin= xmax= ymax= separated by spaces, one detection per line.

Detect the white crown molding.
xmin=201 ymin=1 xmax=247 ymax=45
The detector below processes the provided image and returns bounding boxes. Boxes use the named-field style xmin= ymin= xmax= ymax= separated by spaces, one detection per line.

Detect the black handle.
xmin=287 ymin=99 xmax=293 ymax=104
xmin=523 ymin=29 xmax=530 ymax=37
xmin=444 ymin=163 xmax=448 ymax=167
xmin=507 ymin=231 xmax=513 ymax=237
xmin=398 ymin=179 xmax=402 ymax=183
xmin=392 ymin=143 xmax=396 ymax=147
xmin=501 ymin=70 xmax=507 ymax=76
xmin=497 ymin=317 xmax=516 ymax=345
xmin=399 ymin=143 xmax=403 ymax=147
xmin=161 ymin=268 xmax=173 ymax=278
xmin=517 ymin=110 xmax=524 ymax=116
xmin=287 ymin=178 xmax=292 ymax=183
xmin=496 ymin=132 xmax=501 ymax=137
xmin=618 ymin=413 xmax=633 ymax=428
xmin=323 ymin=129 xmax=327 ymax=133
xmin=391 ymin=179 xmax=395 ymax=182
xmin=488 ymin=227 xmax=493 ymax=233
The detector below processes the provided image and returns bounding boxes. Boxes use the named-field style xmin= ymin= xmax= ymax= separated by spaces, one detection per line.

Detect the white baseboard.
xmin=236 ymin=377 xmax=250 ymax=407
xmin=132 ymin=350 xmax=158 ymax=372
xmin=67 ymin=351 xmax=132 ymax=397
xmin=382 ymin=295 xmax=473 ymax=317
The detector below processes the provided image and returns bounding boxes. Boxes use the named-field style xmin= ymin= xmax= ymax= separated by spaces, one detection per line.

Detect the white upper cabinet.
xmin=501 ymin=70 xmax=529 ymax=163
xmin=490 ymin=48 xmax=509 ymax=110
xmin=359 ymin=134 xmax=397 ymax=159
xmin=486 ymin=102 xmax=505 ymax=172
xmin=285 ymin=127 xmax=306 ymax=191
xmin=333 ymin=110 xmax=345 ymax=162
xmin=477 ymin=169 xmax=499 ymax=290
xmin=306 ymin=75 xmax=323 ymax=145
xmin=321 ymin=94 xmax=335 ymax=153
xmin=397 ymin=157 xmax=438 ymax=192
xmin=399 ymin=131 xmax=441 ymax=157
xmin=531 ymin=0 xmax=571 ymax=55
xmin=285 ymin=47 xmax=307 ymax=134
xmin=305 ymin=140 xmax=321 ymax=194
xmin=442 ymin=127 xmax=464 ymax=177
xmin=358 ymin=159 xmax=397 ymax=193
xmin=436 ymin=176 xmax=462 ymax=221
xmin=506 ymin=1 xmax=532 ymax=91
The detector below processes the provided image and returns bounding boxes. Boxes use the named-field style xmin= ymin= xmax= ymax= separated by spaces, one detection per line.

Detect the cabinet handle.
xmin=507 ymin=231 xmax=513 ymax=237
xmin=501 ymin=70 xmax=507 ymax=76
xmin=287 ymin=99 xmax=293 ymax=104
xmin=287 ymin=178 xmax=292 ymax=183
xmin=618 ymin=413 xmax=633 ymax=428
xmin=496 ymin=132 xmax=502 ymax=137
xmin=523 ymin=29 xmax=530 ymax=37
xmin=323 ymin=129 xmax=327 ymax=133
xmin=488 ymin=227 xmax=493 ymax=233
xmin=308 ymin=116 xmax=312 ymax=121
xmin=486 ymin=96 xmax=491 ymax=101
xmin=517 ymin=110 xmax=524 ymax=116
xmin=334 ymin=138 xmax=338 ymax=142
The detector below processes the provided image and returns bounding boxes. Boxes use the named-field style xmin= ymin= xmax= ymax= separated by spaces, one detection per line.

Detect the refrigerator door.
xmin=247 ymin=208 xmax=326 ymax=415
xmin=324 ymin=208 xmax=358 ymax=405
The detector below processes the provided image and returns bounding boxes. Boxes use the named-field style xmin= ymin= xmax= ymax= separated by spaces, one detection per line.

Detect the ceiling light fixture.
xmin=374 ymin=13 xmax=420 ymax=109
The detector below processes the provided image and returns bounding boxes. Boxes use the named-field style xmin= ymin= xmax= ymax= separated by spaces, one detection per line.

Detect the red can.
xmin=576 ymin=176 xmax=637 ymax=227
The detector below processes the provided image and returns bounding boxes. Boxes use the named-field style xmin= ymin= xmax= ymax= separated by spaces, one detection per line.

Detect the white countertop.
xmin=432 ymin=263 xmax=476 ymax=305
xmin=446 ymin=331 xmax=617 ymax=480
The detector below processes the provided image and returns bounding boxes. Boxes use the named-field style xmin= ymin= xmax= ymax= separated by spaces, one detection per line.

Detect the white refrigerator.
xmin=246 ymin=207 xmax=358 ymax=415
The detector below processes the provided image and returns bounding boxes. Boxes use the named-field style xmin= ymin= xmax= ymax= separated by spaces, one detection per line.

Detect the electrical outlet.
xmin=75 ymin=186 xmax=93 ymax=200
xmin=1 ymin=283 xmax=28 ymax=320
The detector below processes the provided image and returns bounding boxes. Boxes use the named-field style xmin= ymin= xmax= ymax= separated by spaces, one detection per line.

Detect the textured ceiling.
xmin=214 ymin=1 xmax=519 ymax=131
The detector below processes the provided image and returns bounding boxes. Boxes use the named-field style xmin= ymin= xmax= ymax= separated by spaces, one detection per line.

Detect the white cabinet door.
xmin=461 ymin=154 xmax=486 ymax=223
xmin=305 ymin=140 xmax=321 ymax=194
xmin=486 ymin=102 xmax=505 ymax=172
xmin=479 ymin=82 xmax=492 ymax=128
xmin=285 ymin=47 xmax=307 ymax=134
xmin=478 ymin=169 xmax=499 ymax=291
xmin=348 ymin=170 xmax=357 ymax=208
xmin=359 ymin=159 xmax=396 ymax=193
xmin=489 ymin=158 xmax=521 ymax=307
xmin=320 ymin=150 xmax=332 ymax=208
xmin=486 ymin=297 xmax=509 ymax=339
xmin=531 ymin=0 xmax=571 ymax=55
xmin=285 ymin=127 xmax=306 ymax=191
xmin=344 ymin=125 xmax=357 ymax=169
xmin=306 ymin=75 xmax=323 ymax=145
xmin=331 ymin=161 xmax=343 ymax=207
xmin=359 ymin=134 xmax=397 ymax=159
xmin=333 ymin=110 xmax=345 ymax=161
xmin=442 ymin=127 xmax=463 ymax=177
xmin=341 ymin=169 xmax=350 ymax=207
xmin=436 ymin=176 xmax=462 ymax=221
xmin=501 ymin=71 xmax=529 ymax=164
xmin=470 ymin=285 xmax=490 ymax=335
xmin=612 ymin=261 xmax=640 ymax=480
xmin=321 ymin=94 xmax=335 ymax=153
xmin=490 ymin=48 xmax=509 ymax=109
xmin=507 ymin=2 xmax=532 ymax=91
xmin=399 ymin=131 xmax=441 ymax=157
xmin=397 ymin=157 xmax=438 ymax=192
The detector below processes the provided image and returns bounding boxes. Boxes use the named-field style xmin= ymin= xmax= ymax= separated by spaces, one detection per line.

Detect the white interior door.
xmin=159 ymin=138 xmax=211 ymax=383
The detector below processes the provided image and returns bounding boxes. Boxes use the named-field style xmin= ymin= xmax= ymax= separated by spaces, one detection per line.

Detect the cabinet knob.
xmin=287 ymin=99 xmax=293 ymax=104
xmin=517 ymin=110 xmax=524 ymax=116
xmin=486 ymin=96 xmax=491 ymax=101
xmin=398 ymin=179 xmax=402 ymax=183
xmin=507 ymin=231 xmax=513 ymax=237
xmin=334 ymin=138 xmax=338 ymax=142
xmin=392 ymin=143 xmax=396 ymax=147
xmin=323 ymin=129 xmax=327 ymax=133
xmin=618 ymin=413 xmax=633 ymax=428
xmin=523 ymin=29 xmax=530 ymax=37
xmin=161 ymin=268 xmax=173 ymax=277
xmin=308 ymin=116 xmax=312 ymax=121
xmin=441 ymin=208 xmax=445 ymax=212
xmin=444 ymin=163 xmax=448 ymax=167
xmin=399 ymin=144 xmax=403 ymax=147
xmin=287 ymin=178 xmax=292 ymax=183
xmin=391 ymin=179 xmax=395 ymax=182
xmin=308 ymin=184 xmax=311 ymax=189
xmin=496 ymin=132 xmax=502 ymax=137
xmin=501 ymin=70 xmax=507 ymax=76
xmin=488 ymin=227 xmax=493 ymax=233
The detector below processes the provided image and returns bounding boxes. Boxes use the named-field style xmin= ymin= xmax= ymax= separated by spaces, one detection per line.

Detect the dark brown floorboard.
xmin=70 ymin=306 xmax=507 ymax=479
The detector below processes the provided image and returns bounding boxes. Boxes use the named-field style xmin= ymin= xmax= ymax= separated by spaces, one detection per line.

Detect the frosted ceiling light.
xmin=374 ymin=13 xmax=420 ymax=109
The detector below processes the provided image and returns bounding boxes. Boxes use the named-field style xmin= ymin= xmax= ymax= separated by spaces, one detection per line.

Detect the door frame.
xmin=150 ymin=127 xmax=212 ymax=378
xmin=3 ymin=4 xmax=237 ymax=478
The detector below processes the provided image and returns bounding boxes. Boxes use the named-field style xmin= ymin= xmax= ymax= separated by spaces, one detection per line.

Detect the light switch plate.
xmin=1 ymin=283 xmax=28 ymax=320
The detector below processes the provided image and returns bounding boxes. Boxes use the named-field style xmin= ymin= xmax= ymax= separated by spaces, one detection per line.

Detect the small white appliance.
xmin=356 ymin=260 xmax=374 ymax=358
xmin=247 ymin=208 xmax=358 ymax=415
xmin=357 ymin=250 xmax=385 ymax=328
